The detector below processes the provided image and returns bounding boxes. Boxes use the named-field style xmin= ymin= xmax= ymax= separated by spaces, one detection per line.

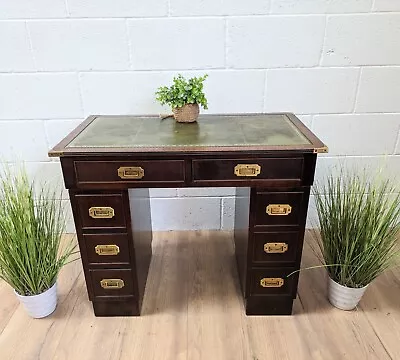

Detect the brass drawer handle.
xmin=266 ymin=204 xmax=292 ymax=216
xmin=264 ymin=242 xmax=288 ymax=254
xmin=260 ymin=278 xmax=284 ymax=288
xmin=95 ymin=244 xmax=120 ymax=256
xmin=100 ymin=279 xmax=125 ymax=289
xmin=89 ymin=207 xmax=115 ymax=219
xmin=234 ymin=164 xmax=261 ymax=177
xmin=118 ymin=166 xmax=144 ymax=180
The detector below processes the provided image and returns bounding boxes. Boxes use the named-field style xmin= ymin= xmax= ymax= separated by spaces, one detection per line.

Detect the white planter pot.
xmin=15 ymin=282 xmax=57 ymax=318
xmin=328 ymin=277 xmax=368 ymax=311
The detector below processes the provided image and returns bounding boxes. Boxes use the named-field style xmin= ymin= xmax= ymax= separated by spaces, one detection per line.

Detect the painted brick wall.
xmin=1 ymin=1 xmax=399 ymax=231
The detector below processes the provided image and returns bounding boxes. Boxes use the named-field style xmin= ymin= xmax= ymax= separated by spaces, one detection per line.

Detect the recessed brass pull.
xmin=234 ymin=164 xmax=261 ymax=177
xmin=260 ymin=278 xmax=284 ymax=288
xmin=89 ymin=207 xmax=115 ymax=219
xmin=264 ymin=242 xmax=288 ymax=254
xmin=266 ymin=204 xmax=292 ymax=216
xmin=95 ymin=244 xmax=120 ymax=256
xmin=100 ymin=279 xmax=125 ymax=289
xmin=118 ymin=166 xmax=144 ymax=180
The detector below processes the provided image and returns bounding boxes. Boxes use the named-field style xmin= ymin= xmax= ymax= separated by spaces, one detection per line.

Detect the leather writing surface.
xmin=67 ymin=114 xmax=311 ymax=149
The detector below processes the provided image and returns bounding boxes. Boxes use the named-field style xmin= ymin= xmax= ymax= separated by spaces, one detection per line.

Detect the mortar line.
xmin=318 ymin=15 xmax=328 ymax=66
xmin=352 ymin=67 xmax=363 ymax=113
xmin=393 ymin=127 xmax=400 ymax=155
xmin=125 ymin=19 xmax=134 ymax=69
xmin=24 ymin=21 xmax=37 ymax=70
xmin=64 ymin=0 xmax=71 ymax=17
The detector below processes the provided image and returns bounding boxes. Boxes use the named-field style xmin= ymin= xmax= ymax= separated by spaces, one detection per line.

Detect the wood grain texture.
xmin=0 ymin=231 xmax=398 ymax=360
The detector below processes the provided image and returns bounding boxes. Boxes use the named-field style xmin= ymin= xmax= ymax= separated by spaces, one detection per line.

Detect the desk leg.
xmin=234 ymin=187 xmax=302 ymax=316
xmin=233 ymin=187 xmax=251 ymax=298
xmin=70 ymin=189 xmax=152 ymax=317
xmin=94 ymin=189 xmax=153 ymax=316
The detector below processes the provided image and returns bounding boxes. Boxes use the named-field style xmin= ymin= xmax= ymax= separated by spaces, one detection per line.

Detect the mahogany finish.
xmin=252 ymin=231 xmax=299 ymax=265
xmin=50 ymin=113 xmax=326 ymax=317
xmin=75 ymin=159 xmax=185 ymax=186
xmin=74 ymin=193 xmax=127 ymax=230
xmin=192 ymin=157 xmax=303 ymax=182
xmin=83 ymin=233 xmax=131 ymax=266
xmin=254 ymin=191 xmax=304 ymax=227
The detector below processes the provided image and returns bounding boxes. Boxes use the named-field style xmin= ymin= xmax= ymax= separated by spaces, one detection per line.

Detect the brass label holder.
xmin=264 ymin=242 xmax=288 ymax=254
xmin=89 ymin=207 xmax=115 ymax=219
xmin=260 ymin=278 xmax=284 ymax=288
xmin=266 ymin=204 xmax=292 ymax=216
xmin=100 ymin=279 xmax=125 ymax=289
xmin=234 ymin=164 xmax=261 ymax=177
xmin=95 ymin=244 xmax=120 ymax=256
xmin=118 ymin=166 xmax=144 ymax=180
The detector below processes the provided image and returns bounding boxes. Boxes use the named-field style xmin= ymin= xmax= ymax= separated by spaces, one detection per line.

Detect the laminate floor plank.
xmin=357 ymin=266 xmax=400 ymax=360
xmin=186 ymin=231 xmax=251 ymax=360
xmin=117 ymin=231 xmax=189 ymax=360
xmin=296 ymin=237 xmax=392 ymax=360
xmin=0 ymin=231 xmax=398 ymax=360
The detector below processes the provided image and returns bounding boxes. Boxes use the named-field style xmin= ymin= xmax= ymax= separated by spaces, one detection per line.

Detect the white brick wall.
xmin=127 ymin=19 xmax=225 ymax=70
xmin=28 ymin=20 xmax=130 ymax=71
xmin=265 ymin=68 xmax=359 ymax=113
xmin=322 ymin=14 xmax=400 ymax=66
xmin=227 ymin=16 xmax=326 ymax=68
xmin=270 ymin=0 xmax=373 ymax=14
xmin=0 ymin=1 xmax=399 ymax=231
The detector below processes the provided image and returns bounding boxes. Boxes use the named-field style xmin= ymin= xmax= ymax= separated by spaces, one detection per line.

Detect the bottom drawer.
xmin=249 ymin=267 xmax=298 ymax=296
xmin=90 ymin=268 xmax=135 ymax=297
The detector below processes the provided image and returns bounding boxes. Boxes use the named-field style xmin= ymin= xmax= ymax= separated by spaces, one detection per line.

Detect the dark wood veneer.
xmin=252 ymin=231 xmax=299 ymax=265
xmin=75 ymin=160 xmax=185 ymax=185
xmin=254 ymin=191 xmax=304 ymax=227
xmin=192 ymin=157 xmax=303 ymax=182
xmin=84 ymin=233 xmax=131 ymax=266
xmin=51 ymin=113 xmax=325 ymax=317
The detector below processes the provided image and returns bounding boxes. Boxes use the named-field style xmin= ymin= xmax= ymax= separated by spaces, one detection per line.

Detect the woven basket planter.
xmin=173 ymin=104 xmax=200 ymax=123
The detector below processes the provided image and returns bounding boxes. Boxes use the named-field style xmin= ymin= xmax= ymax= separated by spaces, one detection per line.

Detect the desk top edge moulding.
xmin=49 ymin=112 xmax=327 ymax=317
xmin=48 ymin=113 xmax=327 ymax=157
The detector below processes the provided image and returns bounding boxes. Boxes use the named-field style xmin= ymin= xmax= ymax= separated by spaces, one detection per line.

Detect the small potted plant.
xmin=312 ymin=168 xmax=400 ymax=310
xmin=156 ymin=74 xmax=208 ymax=123
xmin=0 ymin=166 xmax=77 ymax=318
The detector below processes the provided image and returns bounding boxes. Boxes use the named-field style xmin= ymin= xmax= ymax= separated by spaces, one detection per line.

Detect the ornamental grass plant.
xmin=312 ymin=168 xmax=400 ymax=288
xmin=0 ymin=165 xmax=77 ymax=296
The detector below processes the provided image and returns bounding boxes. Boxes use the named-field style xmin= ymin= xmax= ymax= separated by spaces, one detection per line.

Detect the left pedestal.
xmin=69 ymin=189 xmax=153 ymax=317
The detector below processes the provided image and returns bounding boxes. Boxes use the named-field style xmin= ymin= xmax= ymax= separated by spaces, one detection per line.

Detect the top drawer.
xmin=192 ymin=158 xmax=303 ymax=184
xmin=74 ymin=160 xmax=185 ymax=185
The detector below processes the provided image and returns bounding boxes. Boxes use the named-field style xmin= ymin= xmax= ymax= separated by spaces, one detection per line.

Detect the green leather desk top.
xmin=49 ymin=113 xmax=327 ymax=156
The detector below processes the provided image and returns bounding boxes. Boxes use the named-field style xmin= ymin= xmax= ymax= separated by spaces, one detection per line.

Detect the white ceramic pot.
xmin=15 ymin=282 xmax=57 ymax=318
xmin=328 ymin=277 xmax=368 ymax=311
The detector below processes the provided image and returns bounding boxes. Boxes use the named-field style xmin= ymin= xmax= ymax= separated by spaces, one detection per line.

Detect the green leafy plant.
xmin=311 ymin=169 xmax=400 ymax=288
xmin=0 ymin=166 xmax=78 ymax=296
xmin=155 ymin=74 xmax=208 ymax=110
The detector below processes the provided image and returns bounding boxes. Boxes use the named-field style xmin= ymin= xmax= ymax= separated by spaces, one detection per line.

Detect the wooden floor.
xmin=0 ymin=231 xmax=400 ymax=360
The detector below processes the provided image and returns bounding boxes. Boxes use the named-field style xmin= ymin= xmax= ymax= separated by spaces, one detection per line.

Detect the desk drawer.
xmin=255 ymin=191 xmax=304 ymax=227
xmin=192 ymin=158 xmax=303 ymax=182
xmin=75 ymin=160 xmax=185 ymax=185
xmin=75 ymin=193 xmax=127 ymax=230
xmin=84 ymin=233 xmax=131 ymax=265
xmin=252 ymin=232 xmax=299 ymax=265
xmin=250 ymin=267 xmax=297 ymax=296
xmin=90 ymin=269 xmax=135 ymax=297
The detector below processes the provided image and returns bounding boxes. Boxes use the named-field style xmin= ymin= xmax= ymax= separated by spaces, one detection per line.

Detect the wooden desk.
xmin=49 ymin=113 xmax=327 ymax=317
